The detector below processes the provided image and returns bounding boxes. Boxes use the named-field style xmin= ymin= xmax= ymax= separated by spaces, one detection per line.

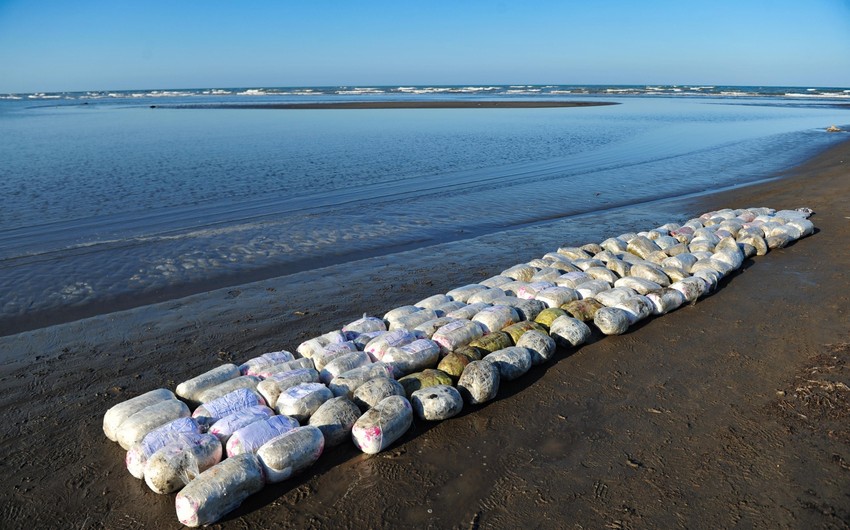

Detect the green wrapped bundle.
xmin=534 ymin=308 xmax=567 ymax=330
xmin=398 ymin=369 xmax=453 ymax=397
xmin=468 ymin=332 xmax=512 ymax=354
xmin=502 ymin=321 xmax=545 ymax=344
xmin=437 ymin=352 xmax=471 ymax=381
xmin=561 ymin=298 xmax=604 ymax=322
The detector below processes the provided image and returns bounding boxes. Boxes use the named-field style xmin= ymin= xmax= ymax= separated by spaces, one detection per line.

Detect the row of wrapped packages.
xmin=102 ymin=206 xmax=814 ymax=526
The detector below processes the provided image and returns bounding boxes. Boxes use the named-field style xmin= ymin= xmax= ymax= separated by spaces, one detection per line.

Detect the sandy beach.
xmin=2 ymin=135 xmax=849 ymax=528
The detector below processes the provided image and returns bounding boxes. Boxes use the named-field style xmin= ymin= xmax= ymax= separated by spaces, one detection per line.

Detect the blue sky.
xmin=1 ymin=0 xmax=849 ymax=92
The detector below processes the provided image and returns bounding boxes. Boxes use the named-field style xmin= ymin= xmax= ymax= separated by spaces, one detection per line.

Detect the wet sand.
xmin=2 ymin=136 xmax=850 ymax=528
xmin=155 ymin=100 xmax=618 ymax=110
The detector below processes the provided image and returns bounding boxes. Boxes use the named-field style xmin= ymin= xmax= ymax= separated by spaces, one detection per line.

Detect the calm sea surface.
xmin=1 ymin=86 xmax=848 ymax=334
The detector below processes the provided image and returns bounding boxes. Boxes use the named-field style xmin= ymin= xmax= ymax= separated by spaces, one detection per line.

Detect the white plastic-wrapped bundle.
xmin=275 ymin=382 xmax=333 ymax=422
xmin=411 ymin=385 xmax=463 ymax=421
xmin=593 ymin=287 xmax=637 ymax=307
xmin=626 ymin=235 xmax=662 ymax=260
xmin=479 ymin=275 xmax=513 ymax=288
xmin=116 ymin=399 xmax=191 ymax=450
xmin=594 ymin=307 xmax=631 ymax=335
xmin=383 ymin=306 xmax=421 ymax=328
xmin=257 ymin=425 xmax=325 ymax=483
xmin=308 ymin=397 xmax=362 ymax=447
xmin=414 ymin=316 xmax=458 ymax=338
xmin=239 ymin=351 xmax=295 ymax=376
xmin=466 ymin=288 xmax=508 ymax=305
xmin=600 ymin=237 xmax=628 ymax=253
xmin=472 ymin=305 xmax=520 ymax=334
xmin=415 ymin=294 xmax=453 ymax=309
xmin=693 ymin=268 xmax=722 ymax=291
xmin=457 ymin=360 xmax=500 ymax=405
xmin=446 ymin=302 xmax=490 ymax=320
xmin=192 ymin=388 xmax=265 ymax=426
xmin=662 ymin=252 xmax=699 ymax=272
xmin=312 ymin=341 xmax=359 ymax=371
xmin=365 ymin=329 xmax=423 ymax=361
xmin=613 ymin=277 xmax=661 ymax=296
xmin=628 ymin=263 xmax=671 ymax=286
xmin=575 ymin=279 xmax=612 ymax=299
xmin=103 ymin=388 xmax=175 ymax=442
xmin=556 ymin=246 xmax=592 ymax=260
xmin=549 ymin=315 xmax=592 ymax=348
xmin=645 ymin=288 xmax=686 ymax=315
xmin=515 ymin=281 xmax=555 ymax=300
xmin=446 ymin=284 xmax=489 ymax=303
xmin=208 ymin=405 xmax=274 ymax=443
xmin=515 ymin=330 xmax=556 ymax=365
xmin=501 ymin=297 xmax=547 ymax=321
xmin=256 ymin=368 xmax=320 ymax=408
xmin=319 ymin=351 xmax=372 ymax=384
xmin=669 ymin=277 xmax=708 ymax=303
xmin=535 ymin=286 xmax=580 ymax=308
xmin=176 ymin=365 xmax=241 ymax=405
xmin=571 ymin=258 xmax=606 ymax=271
xmin=197 ymin=376 xmax=262 ymax=404
xmin=328 ymin=362 xmax=394 ymax=398
xmin=297 ymin=330 xmax=347 ymax=359
xmin=175 ymin=453 xmax=265 ymax=528
xmin=431 ymin=319 xmax=486 ymax=354
xmin=584 ymin=266 xmax=620 ymax=285
xmin=226 ymin=415 xmax=300 ymax=457
xmin=126 ymin=417 xmax=201 ymax=479
xmin=342 ymin=315 xmax=387 ymax=335
xmin=144 ymin=433 xmax=222 ymax=494
xmin=483 ymin=347 xmax=532 ymax=381
xmin=390 ymin=309 xmax=440 ymax=331
xmin=383 ymin=338 xmax=441 ymax=377
xmin=530 ymin=267 xmax=566 ymax=282
xmin=351 ymin=330 xmax=386 ymax=350
xmin=501 ymin=263 xmax=538 ymax=282
xmin=254 ymin=357 xmax=314 ymax=379
xmin=351 ymin=395 xmax=413 ymax=454
xmin=352 ymin=377 xmax=406 ymax=411
xmin=613 ymin=296 xmax=654 ymax=325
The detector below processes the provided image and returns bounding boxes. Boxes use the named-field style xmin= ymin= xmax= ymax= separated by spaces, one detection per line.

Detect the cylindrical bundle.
xmin=415 ymin=294 xmax=453 ymax=309
xmin=411 ymin=385 xmax=463 ymax=421
xmin=479 ymin=275 xmax=513 ymax=288
xmin=502 ymin=321 xmax=546 ymax=345
xmin=255 ymin=357 xmax=315 ymax=379
xmin=572 ymin=258 xmax=606 ymax=271
xmin=383 ymin=339 xmax=441 ymax=377
xmin=257 ymin=425 xmax=325 ymax=483
xmin=117 ymin=399 xmax=191 ymax=450
xmin=350 ymin=330 xmax=387 ymax=350
xmin=312 ymin=342 xmax=359 ymax=371
xmin=561 ymin=298 xmax=604 ymax=322
xmin=500 ymin=297 xmax=547 ymax=321
xmin=436 ymin=352 xmax=472 ymax=380
xmin=472 ymin=305 xmax=520 ymax=334
xmin=257 ymin=368 xmax=320 ymax=409
xmin=556 ymin=246 xmax=592 ymax=260
xmin=431 ymin=319 xmax=486 ymax=354
xmin=446 ymin=302 xmax=490 ymax=320
xmin=593 ymin=287 xmax=638 ymax=307
xmin=515 ymin=281 xmax=556 ymax=300
xmin=226 ymin=415 xmax=300 ymax=457
xmin=534 ymin=307 xmax=567 ymax=330
xmin=319 ymin=351 xmax=371 ymax=384
xmin=328 ymin=362 xmax=394 ymax=398
xmin=342 ymin=315 xmax=387 ymax=335
xmin=398 ymin=369 xmax=453 ymax=397
xmin=786 ymin=218 xmax=814 ymax=237
xmin=594 ymin=307 xmax=631 ymax=335
xmin=737 ymin=233 xmax=768 ymax=256
xmin=645 ymin=288 xmax=686 ymax=315
xmin=239 ymin=351 xmax=295 ymax=376
xmin=575 ymin=279 xmax=612 ymax=299
xmin=446 ymin=284 xmax=489 ymax=303
xmin=613 ymin=296 xmax=654 ymax=325
xmin=549 ymin=315 xmax=592 ymax=349
xmin=501 ymin=263 xmax=538 ymax=282
xmin=192 ymin=388 xmax=265 ymax=427
xmin=390 ymin=309 xmax=440 ymax=331
xmin=530 ymin=267 xmax=567 ymax=282
xmin=352 ymin=377 xmax=406 ymax=412
xmin=660 ymin=265 xmax=689 ymax=282
xmin=693 ymin=268 xmax=721 ymax=291
xmin=126 ymin=418 xmax=201 ymax=479
xmin=296 ymin=330 xmax=347 ymax=359
xmin=365 ymin=329 xmax=423 ymax=361
xmin=466 ymin=288 xmax=508 ymax=305
xmin=176 ymin=365 xmax=241 ymax=405
xmin=527 ymin=258 xmax=553 ymax=269
xmin=197 ymin=375 xmax=262 ymax=404
xmin=308 ymin=397 xmax=362 ymax=447
xmin=433 ymin=301 xmax=468 ymax=316
xmin=691 ymin=258 xmax=734 ymax=277
xmin=535 ymin=286 xmax=580 ymax=308
xmin=208 ymin=405 xmax=274 ymax=444
xmin=384 ymin=305 xmax=422 ymax=329
xmin=275 ymin=382 xmax=333 ymax=422
xmin=613 ymin=277 xmax=661 ymax=296
xmin=468 ymin=332 xmax=513 ymax=355
xmin=414 ymin=316 xmax=458 ymax=338
xmin=457 ymin=361 xmax=500 ymax=405
xmin=600 ymin=237 xmax=628 ymax=253
xmin=669 ymin=277 xmax=708 ymax=303
xmin=626 ymin=235 xmax=663 ymax=260
xmin=662 ymin=252 xmax=699 ymax=272
xmin=483 ymin=347 xmax=532 ymax=381
xmin=516 ymin=330 xmax=556 ymax=365
xmin=351 ymin=395 xmax=413 ymax=454
xmin=103 ymin=388 xmax=175 ymax=442
xmin=144 ymin=433 xmax=222 ymax=494
xmin=584 ymin=267 xmax=620 ymax=285
xmin=175 ymin=453 xmax=265 ymax=528
xmin=628 ymin=263 xmax=671 ymax=286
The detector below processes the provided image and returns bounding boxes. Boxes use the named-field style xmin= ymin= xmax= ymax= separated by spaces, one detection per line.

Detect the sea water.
xmin=0 ymin=86 xmax=848 ymax=334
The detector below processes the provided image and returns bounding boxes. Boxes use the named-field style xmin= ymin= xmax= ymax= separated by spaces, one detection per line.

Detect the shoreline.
xmin=2 ymin=137 xmax=850 ymax=528
xmin=151 ymin=100 xmax=620 ymax=110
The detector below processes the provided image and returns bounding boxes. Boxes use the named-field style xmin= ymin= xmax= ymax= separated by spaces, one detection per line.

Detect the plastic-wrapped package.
xmin=198 ymin=376 xmax=262 ymax=404
xmin=669 ymin=277 xmax=707 ymax=303
xmin=466 ymin=288 xmax=508 ymax=305
xmin=530 ymin=267 xmax=566 ymax=282
xmin=383 ymin=339 xmax=441 ymax=377
xmin=383 ymin=306 xmax=421 ymax=329
xmin=144 ymin=433 xmax=222 ymax=494
xmin=457 ymin=361 xmax=500 ymax=405
xmin=126 ymin=418 xmax=201 ymax=479
xmin=365 ymin=329 xmax=423 ymax=361
xmin=319 ymin=351 xmax=372 ymax=384
xmin=533 ymin=307 xmax=567 ymax=330
xmin=415 ymin=294 xmax=453 ymax=309
xmin=436 ymin=352 xmax=471 ymax=380
xmin=613 ymin=277 xmax=662 ymax=296
xmin=192 ymin=388 xmax=265 ymax=426
xmin=572 ymin=258 xmax=606 ymax=271
xmin=645 ymin=288 xmax=686 ymax=315
xmin=312 ymin=342 xmax=359 ymax=371
xmin=176 ymin=365 xmax=240 ymax=405
xmin=613 ymin=296 xmax=654 ymax=325
xmin=516 ymin=330 xmax=556 ymax=365
xmin=389 ymin=309 xmax=440 ymax=331
xmin=445 ymin=302 xmax=490 ymax=320
xmin=554 ymin=271 xmax=592 ymax=289
xmin=549 ymin=316 xmax=592 ymax=349
xmin=502 ymin=298 xmax=547 ymax=321
xmin=515 ymin=281 xmax=556 ymax=300
xmin=535 ymin=287 xmax=580 ymax=308
xmin=255 ymin=357 xmax=314 ymax=379
xmin=575 ymin=279 xmax=613 ymax=299
xmin=600 ymin=237 xmax=628 ymax=253
xmin=209 ymin=405 xmax=274 ymax=443
xmin=562 ymin=298 xmax=605 ymax=322
xmin=296 ymin=330 xmax=347 ymax=359
xmin=175 ymin=453 xmax=265 ymax=527
xmin=226 ymin=415 xmax=300 ymax=457
xmin=501 ymin=263 xmax=538 ymax=282
xmin=411 ymin=385 xmax=463 ymax=421
xmin=498 ymin=281 xmax=529 ymax=297
xmin=594 ymin=307 xmax=631 ymax=335
xmin=117 ymin=399 xmax=191 ymax=450
xmin=594 ymin=287 xmax=639 ymax=307
xmin=239 ymin=351 xmax=295 ymax=376
xmin=502 ymin=321 xmax=546 ymax=345
xmin=352 ymin=377 xmax=406 ymax=412
xmin=479 ymin=275 xmax=513 ymax=288
xmin=627 ymin=235 xmax=663 ymax=260
xmin=257 ymin=425 xmax=325 ymax=483
xmin=398 ymin=369 xmax=453 ymax=397
xmin=413 ymin=317 xmax=458 ymax=339
xmin=446 ymin=284 xmax=489 ymax=303
xmin=431 ymin=319 xmax=486 ymax=354
xmin=350 ymin=330 xmax=386 ymax=350
xmin=351 ymin=395 xmax=413 ymax=454
xmin=472 ymin=305 xmax=519 ymax=334
xmin=584 ymin=267 xmax=620 ymax=285
xmin=468 ymin=332 xmax=512 ymax=354
xmin=342 ymin=315 xmax=387 ymax=335
xmin=257 ymin=368 xmax=320 ymax=408
xmin=275 ymin=382 xmax=333 ymax=422
xmin=308 ymin=397 xmax=362 ymax=447
xmin=103 ymin=388 xmax=175 ymax=442
xmin=328 ymin=362 xmax=393 ymax=398
xmin=432 ymin=301 xmax=467 ymax=316
xmin=483 ymin=347 xmax=532 ymax=381
xmin=556 ymin=246 xmax=592 ymax=260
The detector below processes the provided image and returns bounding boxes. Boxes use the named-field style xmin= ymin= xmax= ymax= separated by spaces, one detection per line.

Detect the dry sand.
xmin=1 ymin=136 xmax=849 ymax=529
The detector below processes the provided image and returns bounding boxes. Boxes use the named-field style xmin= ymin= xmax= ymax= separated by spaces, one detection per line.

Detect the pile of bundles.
xmin=102 ymin=206 xmax=813 ymax=526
